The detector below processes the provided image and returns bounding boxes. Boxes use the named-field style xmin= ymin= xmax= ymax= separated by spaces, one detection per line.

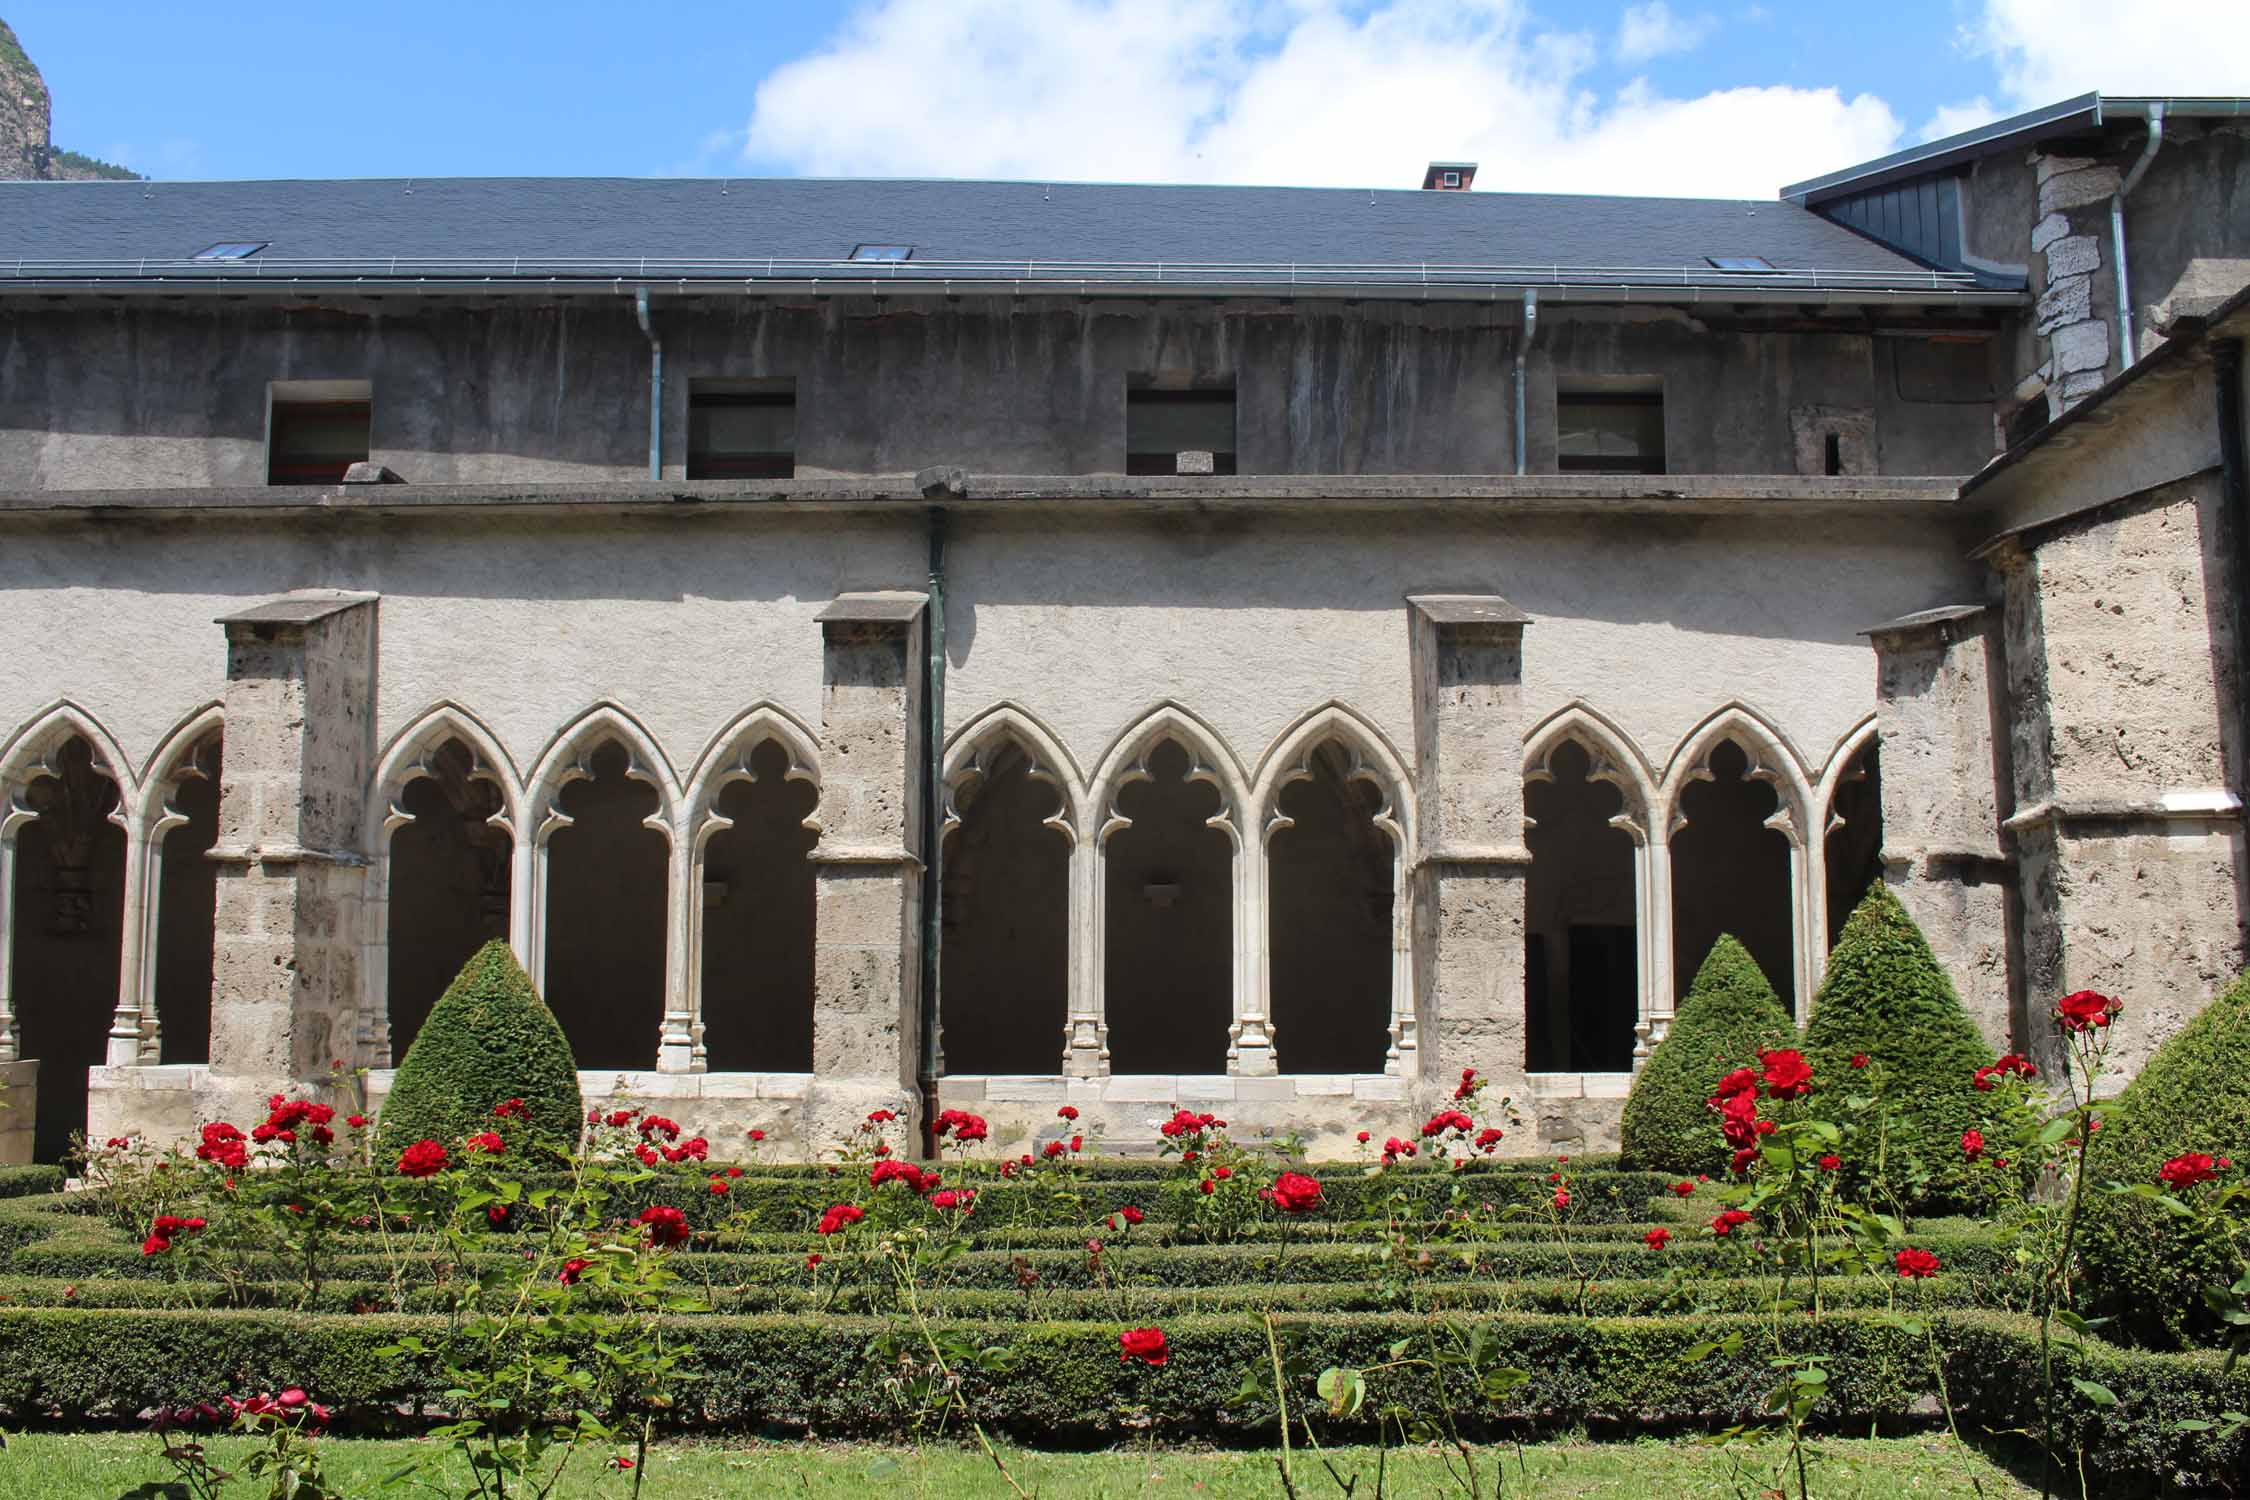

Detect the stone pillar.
xmin=205 ymin=591 xmax=378 ymax=1114
xmin=810 ymin=592 xmax=927 ymax=1138
xmin=1408 ymin=594 xmax=1532 ymax=1105
xmin=1989 ymin=501 xmax=2248 ymax=1080
xmin=1863 ymin=605 xmax=2016 ymax=1050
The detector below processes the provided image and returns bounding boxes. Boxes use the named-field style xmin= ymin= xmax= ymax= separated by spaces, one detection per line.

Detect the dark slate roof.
xmin=0 ymin=176 xmax=2007 ymax=301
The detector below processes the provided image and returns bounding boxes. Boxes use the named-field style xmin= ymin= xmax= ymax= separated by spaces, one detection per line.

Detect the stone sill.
xmin=0 ymin=472 xmax=1970 ymax=521
xmin=1526 ymin=1071 xmax=1636 ymax=1100
xmin=938 ymin=1074 xmax=1409 ymax=1103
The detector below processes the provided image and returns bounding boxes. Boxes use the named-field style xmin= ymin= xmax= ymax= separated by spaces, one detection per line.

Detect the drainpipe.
xmin=919 ymin=501 xmax=949 ymax=1155
xmin=2110 ymin=104 xmax=2166 ymax=371
xmin=633 ymin=287 xmax=662 ymax=479
xmin=1514 ymin=288 xmax=1539 ymax=476
xmin=2214 ymin=338 xmax=2249 ymax=795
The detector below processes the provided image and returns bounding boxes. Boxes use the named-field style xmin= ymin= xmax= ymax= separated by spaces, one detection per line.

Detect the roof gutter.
xmin=633 ymin=288 xmax=662 ymax=480
xmin=1514 ymin=288 xmax=1538 ymax=476
xmin=2111 ymin=103 xmax=2166 ymax=371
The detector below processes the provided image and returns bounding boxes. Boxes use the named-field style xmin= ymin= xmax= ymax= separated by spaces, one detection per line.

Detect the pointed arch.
xmin=1656 ymin=701 xmax=1815 ymax=845
xmin=685 ymin=703 xmax=823 ymax=1074
xmin=1251 ymin=701 xmax=1415 ymax=1076
xmin=1521 ymin=701 xmax=1659 ymax=1073
xmin=363 ymin=703 xmax=524 ymax=1067
xmin=1657 ymin=701 xmax=1818 ymax=1017
xmin=1086 ymin=700 xmax=1249 ymax=850
xmin=1815 ymin=714 xmax=1885 ymax=964
xmin=0 ymin=701 xmax=137 ymax=810
xmin=1087 ymin=701 xmax=1253 ymax=1076
xmin=1814 ymin=715 xmax=1881 ymax=839
xmin=944 ymin=700 xmax=1084 ymax=846
xmin=525 ymin=702 xmax=678 ymax=1068
xmin=1522 ymin=701 xmax=1657 ymax=844
xmin=122 ymin=701 xmax=224 ymax=1068
xmin=525 ymin=701 xmax=681 ymax=848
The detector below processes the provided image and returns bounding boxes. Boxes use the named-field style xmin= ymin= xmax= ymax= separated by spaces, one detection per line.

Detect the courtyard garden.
xmin=0 ymin=887 xmax=2243 ymax=1498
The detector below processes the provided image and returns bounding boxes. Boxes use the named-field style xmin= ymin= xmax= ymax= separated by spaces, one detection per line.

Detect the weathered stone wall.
xmin=0 ymin=296 xmax=2006 ymax=490
xmin=1995 ymin=475 xmax=2247 ymax=1076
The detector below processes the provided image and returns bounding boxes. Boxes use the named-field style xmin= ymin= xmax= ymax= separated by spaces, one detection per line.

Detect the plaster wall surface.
xmin=0 ymin=297 xmax=2003 ymax=489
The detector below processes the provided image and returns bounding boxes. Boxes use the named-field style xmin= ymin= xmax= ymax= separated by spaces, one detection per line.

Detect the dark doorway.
xmin=1525 ymin=740 xmax=1639 ymax=1070
xmin=543 ymin=742 xmax=667 ymax=1069
xmin=1268 ymin=742 xmax=1392 ymax=1074
xmin=1671 ymin=739 xmax=1794 ymax=1005
xmin=941 ymin=743 xmax=1070 ymax=1075
xmin=701 ymin=739 xmax=819 ymax=1072
xmin=1104 ymin=740 xmax=1232 ymax=1074
xmin=386 ymin=739 xmax=510 ymax=1057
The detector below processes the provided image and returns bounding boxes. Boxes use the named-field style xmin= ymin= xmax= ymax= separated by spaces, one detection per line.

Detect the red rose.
xmin=748 ymin=1128 xmax=767 ymax=1142
xmin=816 ymin=1203 xmax=865 ymax=1235
xmin=1119 ymin=1326 xmax=1169 ymax=1367
xmin=1760 ymin=1049 xmax=1813 ymax=1100
xmin=636 ymin=1205 xmax=691 ymax=1247
xmin=493 ymin=1098 xmax=529 ymax=1120
xmin=1672 ymin=1181 xmax=1696 ymax=1197
xmin=1262 ymin=1171 xmax=1325 ymax=1215
xmin=558 ymin=1257 xmax=593 ymax=1285
xmin=1817 ymin=1154 xmax=1841 ymax=1172
xmin=1356 ymin=1130 xmax=1372 ymax=1144
xmin=486 ymin=1204 xmax=508 ymax=1224
xmin=1894 ymin=1247 xmax=1941 ymax=1279
xmin=2057 ymin=990 xmax=2120 ymax=1032
xmin=1731 ymin=1147 xmax=1759 ymax=1175
xmin=141 ymin=1233 xmax=172 ymax=1256
xmin=866 ymin=1109 xmax=898 ymax=1124
xmin=1961 ymin=1130 xmax=1984 ymax=1160
xmin=1712 ymin=1067 xmax=1758 ymax=1100
xmin=1711 ymin=1209 xmax=1753 ymax=1236
xmin=1058 ymin=1105 xmax=1079 ymax=1121
xmin=1475 ymin=1127 xmax=1505 ymax=1153
xmin=1644 ymin=1228 xmax=1672 ymax=1250
xmin=397 ymin=1139 xmax=449 ymax=1178
xmin=1454 ymin=1067 xmax=1480 ymax=1101
xmin=464 ymin=1131 xmax=506 ymax=1156
xmin=1042 ymin=1141 xmax=1067 ymax=1160
xmin=638 ymin=1115 xmax=682 ymax=1141
xmin=1197 ymin=1178 xmax=1215 ymax=1195
xmin=1551 ymin=1189 xmax=1570 ymax=1210
xmin=708 ymin=1178 xmax=730 ymax=1195
xmin=805 ymin=1253 xmax=823 ymax=1269
xmin=1849 ymin=1054 xmax=1869 ymax=1069
xmin=2159 ymin=1153 xmax=2219 ymax=1189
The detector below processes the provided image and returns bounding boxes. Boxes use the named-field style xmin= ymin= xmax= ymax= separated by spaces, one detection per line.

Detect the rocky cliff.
xmin=2 ymin=18 xmax=139 ymax=180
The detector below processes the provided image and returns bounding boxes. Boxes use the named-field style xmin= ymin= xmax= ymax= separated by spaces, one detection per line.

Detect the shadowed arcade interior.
xmin=1104 ymin=739 xmax=1232 ymax=1075
xmin=542 ymin=741 xmax=667 ymax=1070
xmin=1267 ymin=740 xmax=1393 ymax=1074
xmin=1670 ymin=738 xmax=1794 ymax=1006
xmin=385 ymin=739 xmax=510 ymax=1058
xmin=1525 ymin=739 xmax=1639 ymax=1072
xmin=700 ymin=738 xmax=818 ymax=1072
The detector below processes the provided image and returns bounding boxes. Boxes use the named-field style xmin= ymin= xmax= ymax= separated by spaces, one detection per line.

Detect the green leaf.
xmin=2069 ymin=1378 xmax=2118 ymax=1407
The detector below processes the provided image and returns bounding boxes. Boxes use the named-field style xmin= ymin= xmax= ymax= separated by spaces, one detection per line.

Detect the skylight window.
xmin=193 ymin=242 xmax=268 ymax=261
xmin=849 ymin=244 xmax=914 ymax=262
xmin=1705 ymin=256 xmax=1776 ymax=272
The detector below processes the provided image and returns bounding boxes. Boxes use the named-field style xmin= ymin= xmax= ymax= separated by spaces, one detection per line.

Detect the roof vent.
xmin=1421 ymin=162 xmax=1476 ymax=191
xmin=850 ymin=244 xmax=913 ymax=262
xmin=1705 ymin=256 xmax=1777 ymax=273
xmin=193 ymin=241 xmax=268 ymax=261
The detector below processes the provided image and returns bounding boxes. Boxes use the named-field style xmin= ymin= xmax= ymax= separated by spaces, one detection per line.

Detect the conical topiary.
xmin=1620 ymin=934 xmax=1797 ymax=1175
xmin=376 ymin=940 xmax=583 ymax=1159
xmin=2080 ymin=968 xmax=2250 ymax=1349
xmin=1801 ymin=883 xmax=1996 ymax=1210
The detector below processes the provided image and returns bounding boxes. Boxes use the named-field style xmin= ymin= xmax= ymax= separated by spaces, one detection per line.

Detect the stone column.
xmin=1864 ymin=605 xmax=2016 ymax=1050
xmin=205 ymin=591 xmax=378 ymax=1115
xmin=1407 ymin=594 xmax=1532 ymax=1104
xmin=1990 ymin=502 xmax=2248 ymax=1079
xmin=810 ymin=592 xmax=928 ymax=1138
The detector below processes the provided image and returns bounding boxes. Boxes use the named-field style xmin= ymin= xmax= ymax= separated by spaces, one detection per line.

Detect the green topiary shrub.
xmin=1801 ymin=883 xmax=1996 ymax=1211
xmin=2081 ymin=967 xmax=2250 ymax=1349
xmin=1620 ymin=935 xmax=1797 ymax=1175
xmin=375 ymin=941 xmax=582 ymax=1160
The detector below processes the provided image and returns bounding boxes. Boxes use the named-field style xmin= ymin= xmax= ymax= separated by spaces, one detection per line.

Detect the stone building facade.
xmin=0 ymin=94 xmax=2245 ymax=1163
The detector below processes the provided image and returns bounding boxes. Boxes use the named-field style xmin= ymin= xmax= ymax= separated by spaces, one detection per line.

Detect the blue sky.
xmin=8 ymin=1 xmax=2240 ymax=196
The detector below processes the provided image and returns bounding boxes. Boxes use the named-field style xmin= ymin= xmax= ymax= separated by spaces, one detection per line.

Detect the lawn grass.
xmin=0 ymin=1431 xmax=2035 ymax=1498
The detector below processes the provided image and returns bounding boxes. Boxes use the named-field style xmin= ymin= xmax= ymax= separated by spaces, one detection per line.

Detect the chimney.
xmin=1421 ymin=161 xmax=1476 ymax=191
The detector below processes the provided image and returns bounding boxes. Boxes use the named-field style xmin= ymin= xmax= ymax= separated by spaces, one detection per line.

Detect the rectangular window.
xmin=687 ymin=382 xmax=796 ymax=479
xmin=267 ymin=381 xmax=370 ymax=484
xmin=1127 ymin=387 xmax=1236 ymax=475
xmin=1556 ymin=389 xmax=1665 ymax=475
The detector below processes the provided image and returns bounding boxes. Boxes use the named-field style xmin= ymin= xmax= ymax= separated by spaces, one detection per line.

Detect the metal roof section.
xmin=0 ymin=175 xmax=2020 ymax=306
xmin=1782 ymin=93 xmax=2250 ymax=206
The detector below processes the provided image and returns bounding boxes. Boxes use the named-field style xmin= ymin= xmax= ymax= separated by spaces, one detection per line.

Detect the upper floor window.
xmin=1557 ymin=387 xmax=1664 ymax=475
xmin=267 ymin=380 xmax=370 ymax=485
xmin=1127 ymin=386 xmax=1236 ymax=475
xmin=688 ymin=381 xmax=796 ymax=480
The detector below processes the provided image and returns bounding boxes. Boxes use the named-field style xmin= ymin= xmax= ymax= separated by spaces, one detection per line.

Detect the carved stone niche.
xmin=1789 ymin=405 xmax=1875 ymax=477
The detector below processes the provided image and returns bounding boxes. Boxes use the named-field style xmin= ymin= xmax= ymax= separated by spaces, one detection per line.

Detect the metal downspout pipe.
xmin=633 ymin=288 xmax=662 ymax=479
xmin=919 ymin=504 xmax=948 ymax=1154
xmin=2111 ymin=103 xmax=2166 ymax=372
xmin=1514 ymin=288 xmax=1539 ymax=476
xmin=2213 ymin=338 xmax=2249 ymax=808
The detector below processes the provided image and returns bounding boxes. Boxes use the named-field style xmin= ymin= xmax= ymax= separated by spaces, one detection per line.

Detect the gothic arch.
xmin=683 ymin=704 xmax=823 ymax=1073
xmin=362 ymin=703 xmax=524 ymax=1066
xmin=944 ymin=701 xmax=1083 ymax=845
xmin=1814 ymin=715 xmax=1885 ymax=962
xmin=1251 ymin=701 xmax=1415 ymax=1075
xmin=1814 ymin=715 xmax=1880 ymax=840
xmin=1522 ymin=701 xmax=1657 ymax=842
xmin=1087 ymin=702 xmax=1251 ymax=1075
xmin=0 ymin=702 xmax=137 ymax=807
xmin=123 ymin=702 xmax=225 ymax=1066
xmin=133 ymin=704 xmax=226 ymax=833
xmin=524 ymin=703 xmax=678 ymax=1066
xmin=1656 ymin=701 xmax=1818 ymax=1015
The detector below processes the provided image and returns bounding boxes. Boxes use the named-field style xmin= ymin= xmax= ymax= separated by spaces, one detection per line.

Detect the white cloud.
xmin=1919 ymin=97 xmax=1999 ymax=143
xmin=1615 ymin=2 xmax=1715 ymax=64
xmin=743 ymin=0 xmax=1902 ymax=199
xmin=1962 ymin=0 xmax=2250 ymax=110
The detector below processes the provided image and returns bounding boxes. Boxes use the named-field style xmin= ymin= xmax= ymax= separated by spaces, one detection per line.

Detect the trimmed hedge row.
xmin=0 ymin=1165 xmax=63 ymax=1200
xmin=0 ymin=1271 xmax=2003 ymax=1319
xmin=6 ymin=1227 xmax=2025 ymax=1290
xmin=0 ymin=1303 xmax=2237 ymax=1485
